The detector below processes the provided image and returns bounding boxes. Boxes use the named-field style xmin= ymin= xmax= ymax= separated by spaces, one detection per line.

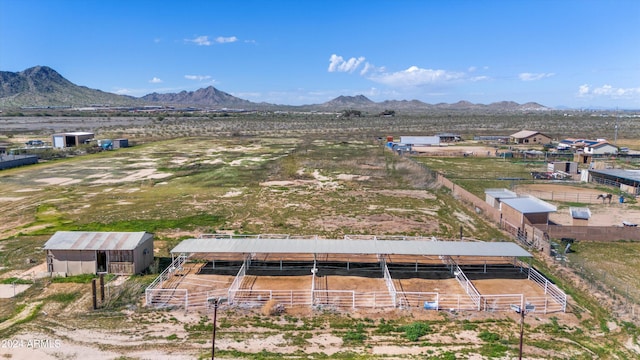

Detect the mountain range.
xmin=0 ymin=66 xmax=549 ymax=112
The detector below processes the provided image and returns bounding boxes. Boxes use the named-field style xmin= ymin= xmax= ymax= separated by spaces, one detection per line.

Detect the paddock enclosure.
xmin=145 ymin=234 xmax=566 ymax=314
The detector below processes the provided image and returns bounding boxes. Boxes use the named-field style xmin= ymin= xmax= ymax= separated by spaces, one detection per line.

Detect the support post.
xmin=99 ymin=273 xmax=105 ymax=302
xmin=519 ymin=309 xmax=525 ymax=360
xmin=212 ymin=300 xmax=219 ymax=360
xmin=208 ymin=296 xmax=227 ymax=360
xmin=92 ymin=278 xmax=98 ymax=310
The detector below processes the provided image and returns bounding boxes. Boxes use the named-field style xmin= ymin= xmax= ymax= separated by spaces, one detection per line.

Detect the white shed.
xmin=484 ymin=188 xmax=518 ymax=209
xmin=399 ymin=136 xmax=440 ymax=146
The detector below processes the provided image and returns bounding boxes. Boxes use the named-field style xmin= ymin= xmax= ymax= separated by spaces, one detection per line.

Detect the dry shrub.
xmin=261 ymin=299 xmax=284 ymax=316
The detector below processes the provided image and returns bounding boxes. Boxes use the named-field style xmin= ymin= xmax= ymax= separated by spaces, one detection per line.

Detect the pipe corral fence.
xmin=145 ymin=252 xmax=566 ymax=314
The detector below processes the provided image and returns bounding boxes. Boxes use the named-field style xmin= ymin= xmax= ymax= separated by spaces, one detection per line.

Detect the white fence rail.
xmin=397 ymin=292 xmax=439 ymax=309
xmin=227 ymin=256 xmax=249 ymax=304
xmin=232 ymin=289 xmax=312 ymax=307
xmin=145 ymin=289 xmax=187 ymax=309
xmin=381 ymin=257 xmax=398 ymax=306
xmin=453 ymin=264 xmax=481 ymax=310
xmin=145 ymin=255 xmax=188 ymax=307
xmin=145 ymin=255 xmax=567 ymax=314
xmin=527 ymin=266 xmax=567 ymax=312
xmin=479 ymin=294 xmax=523 ymax=312
xmin=312 ymin=290 xmax=395 ymax=309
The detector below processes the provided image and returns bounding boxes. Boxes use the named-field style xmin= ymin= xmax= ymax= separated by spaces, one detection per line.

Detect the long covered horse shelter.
xmin=146 ymin=234 xmax=566 ymax=313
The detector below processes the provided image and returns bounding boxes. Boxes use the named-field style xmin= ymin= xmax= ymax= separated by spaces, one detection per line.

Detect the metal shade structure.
xmin=170 ymin=234 xmax=532 ymax=258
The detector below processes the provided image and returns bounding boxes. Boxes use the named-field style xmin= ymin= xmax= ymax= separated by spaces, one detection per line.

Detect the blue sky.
xmin=1 ymin=0 xmax=639 ymax=109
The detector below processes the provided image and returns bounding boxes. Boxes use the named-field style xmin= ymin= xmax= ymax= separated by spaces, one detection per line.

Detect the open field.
xmin=1 ymin=113 xmax=640 ymax=359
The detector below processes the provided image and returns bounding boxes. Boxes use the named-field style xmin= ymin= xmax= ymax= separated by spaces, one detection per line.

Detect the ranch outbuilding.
xmin=510 ymin=130 xmax=552 ymax=145
xmin=44 ymin=231 xmax=154 ymax=275
xmin=51 ymin=131 xmax=95 ymax=148
xmin=586 ymin=169 xmax=640 ymax=196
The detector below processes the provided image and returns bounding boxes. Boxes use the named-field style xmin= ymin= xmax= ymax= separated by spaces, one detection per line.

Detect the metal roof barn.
xmin=44 ymin=231 xmax=154 ymax=275
xmin=44 ymin=231 xmax=151 ymax=250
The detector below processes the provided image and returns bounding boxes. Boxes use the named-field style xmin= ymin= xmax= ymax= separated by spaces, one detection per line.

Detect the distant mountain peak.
xmin=0 ymin=66 xmax=141 ymax=108
xmin=0 ymin=65 xmax=553 ymax=112
xmin=319 ymin=94 xmax=374 ymax=108
xmin=140 ymin=86 xmax=252 ymax=107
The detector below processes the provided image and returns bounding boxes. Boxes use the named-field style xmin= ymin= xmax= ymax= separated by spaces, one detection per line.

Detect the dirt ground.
xmin=1 ymin=133 xmax=637 ymax=358
xmin=473 ymin=278 xmax=547 ymax=297
xmin=394 ymin=277 xmax=465 ymax=294
xmin=516 ymin=183 xmax=640 ymax=226
xmin=412 ymin=144 xmax=497 ymax=157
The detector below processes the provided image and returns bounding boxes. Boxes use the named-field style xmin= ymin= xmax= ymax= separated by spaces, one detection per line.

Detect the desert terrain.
xmin=1 ymin=113 xmax=639 ymax=359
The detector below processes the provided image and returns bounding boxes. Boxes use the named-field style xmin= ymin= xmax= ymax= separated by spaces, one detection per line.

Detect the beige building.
xmin=44 ymin=231 xmax=154 ymax=275
xmin=500 ymin=196 xmax=557 ymax=239
xmin=510 ymin=130 xmax=552 ymax=145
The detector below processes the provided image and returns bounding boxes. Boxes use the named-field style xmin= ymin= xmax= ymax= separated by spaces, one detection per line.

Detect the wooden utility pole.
xmin=91 ymin=278 xmax=98 ymax=310
xmin=99 ymin=273 xmax=105 ymax=302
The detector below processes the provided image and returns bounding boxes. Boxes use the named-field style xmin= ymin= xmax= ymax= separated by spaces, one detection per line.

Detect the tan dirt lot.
xmin=516 ymin=183 xmax=640 ymax=226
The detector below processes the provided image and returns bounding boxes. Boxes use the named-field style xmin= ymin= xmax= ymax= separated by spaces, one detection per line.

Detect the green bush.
xmin=478 ymin=330 xmax=500 ymax=342
xmin=401 ymin=321 xmax=431 ymax=341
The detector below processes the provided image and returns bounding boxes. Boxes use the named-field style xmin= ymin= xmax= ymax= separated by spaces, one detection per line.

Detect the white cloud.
xmin=368 ymin=66 xmax=465 ymax=87
xmin=519 ymin=72 xmax=555 ymax=81
xmin=215 ymin=36 xmax=238 ymax=43
xmin=578 ymin=84 xmax=640 ymax=99
xmin=186 ymin=35 xmax=211 ymax=46
xmin=149 ymin=77 xmax=163 ymax=84
xmin=360 ymin=62 xmax=380 ymax=76
xmin=185 ymin=35 xmax=238 ymax=45
xmin=470 ymin=75 xmax=490 ymax=82
xmin=328 ymin=54 xmax=485 ymax=89
xmin=578 ymin=84 xmax=590 ymax=96
xmin=328 ymin=54 xmax=366 ymax=73
xmin=185 ymin=75 xmax=212 ymax=81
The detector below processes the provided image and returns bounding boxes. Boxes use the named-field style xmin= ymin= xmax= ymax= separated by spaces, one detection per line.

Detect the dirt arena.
xmin=158 ymin=259 xmax=562 ymax=313
xmin=516 ymin=183 xmax=640 ymax=226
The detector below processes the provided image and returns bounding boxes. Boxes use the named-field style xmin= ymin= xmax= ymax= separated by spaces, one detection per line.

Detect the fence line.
xmin=312 ymin=290 xmax=396 ymax=309
xmin=452 ymin=263 xmax=481 ymax=310
xmin=479 ymin=294 xmax=523 ymax=312
xmin=231 ymin=289 xmax=312 ymax=307
xmin=515 ymin=188 xmax=616 ymax=204
xmin=381 ymin=257 xmax=398 ymax=307
xmin=228 ymin=256 xmax=248 ymax=305
xmin=397 ymin=291 xmax=439 ymax=309
xmin=145 ymin=254 xmax=188 ymax=307
xmin=145 ymin=288 xmax=188 ymax=309
xmin=525 ymin=265 xmax=567 ymax=312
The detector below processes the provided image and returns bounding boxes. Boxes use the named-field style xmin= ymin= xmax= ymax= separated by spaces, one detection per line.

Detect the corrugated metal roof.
xmin=590 ymin=169 xmax=640 ymax=183
xmin=43 ymin=231 xmax=151 ymax=251
xmin=170 ymin=236 xmax=532 ymax=258
xmin=484 ymin=188 xmax=518 ymax=199
xmin=500 ymin=196 xmax=557 ymax=214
